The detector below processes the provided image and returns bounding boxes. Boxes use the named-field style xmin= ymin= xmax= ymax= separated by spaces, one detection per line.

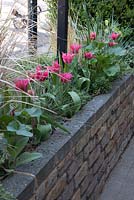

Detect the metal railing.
xmin=28 ymin=0 xmax=68 ymax=55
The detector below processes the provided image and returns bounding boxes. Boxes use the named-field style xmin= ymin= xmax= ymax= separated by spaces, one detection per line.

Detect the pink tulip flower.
xmin=108 ymin=42 xmax=118 ymax=47
xmin=34 ymin=66 xmax=49 ymax=81
xmin=36 ymin=65 xmax=42 ymax=71
xmin=15 ymin=79 xmax=29 ymax=92
xmin=84 ymin=52 xmax=95 ymax=60
xmin=70 ymin=44 xmax=82 ymax=54
xmin=90 ymin=32 xmax=96 ymax=40
xmin=62 ymin=53 xmax=75 ymax=64
xmin=109 ymin=32 xmax=120 ymax=40
xmin=50 ymin=60 xmax=61 ymax=72
xmin=59 ymin=72 xmax=73 ymax=83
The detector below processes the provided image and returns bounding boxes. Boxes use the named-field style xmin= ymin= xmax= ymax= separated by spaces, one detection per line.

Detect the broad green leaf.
xmin=9 ymin=137 xmax=29 ymax=159
xmin=0 ymin=115 xmax=14 ymax=128
xmin=41 ymin=114 xmax=70 ymax=133
xmin=90 ymin=58 xmax=97 ymax=64
xmin=16 ymin=152 xmax=42 ymax=167
xmin=7 ymin=121 xmax=33 ymax=137
xmin=7 ymin=121 xmax=19 ymax=132
xmin=103 ymin=65 xmax=120 ymax=76
xmin=25 ymin=108 xmax=42 ymax=117
xmin=85 ymin=44 xmax=92 ymax=51
xmin=61 ymin=91 xmax=81 ymax=118
xmin=68 ymin=91 xmax=81 ymax=112
xmin=16 ymin=129 xmax=33 ymax=137
xmin=108 ymin=47 xmax=126 ymax=56
xmin=37 ymin=124 xmax=52 ymax=141
xmin=61 ymin=104 xmax=70 ymax=115
xmin=14 ymin=111 xmax=22 ymax=116
xmin=97 ymin=41 xmax=106 ymax=49
xmin=0 ymin=138 xmax=7 ymax=151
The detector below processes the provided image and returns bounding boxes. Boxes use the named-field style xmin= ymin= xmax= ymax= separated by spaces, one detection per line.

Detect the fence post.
xmin=57 ymin=0 xmax=68 ymax=56
xmin=28 ymin=0 xmax=37 ymax=54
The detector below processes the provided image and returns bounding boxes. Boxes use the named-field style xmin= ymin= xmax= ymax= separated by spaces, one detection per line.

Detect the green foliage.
xmin=0 ymin=115 xmax=42 ymax=179
xmin=46 ymin=0 xmax=134 ymax=28
xmin=0 ymin=6 xmax=132 ymax=182
xmin=0 ymin=184 xmax=16 ymax=200
xmin=0 ymin=89 xmax=68 ymax=179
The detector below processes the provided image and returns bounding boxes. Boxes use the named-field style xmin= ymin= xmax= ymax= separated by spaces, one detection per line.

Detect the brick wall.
xmin=3 ymin=75 xmax=134 ymax=200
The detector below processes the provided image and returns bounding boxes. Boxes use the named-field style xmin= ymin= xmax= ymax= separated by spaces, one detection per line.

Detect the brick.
xmin=93 ymin=174 xmax=106 ymax=199
xmin=83 ymin=138 xmax=96 ymax=160
xmin=107 ymin=148 xmax=116 ymax=166
xmin=127 ymin=112 xmax=133 ymax=124
xmin=113 ymin=133 xmax=121 ymax=148
xmin=36 ymin=181 xmax=46 ymax=200
xmin=29 ymin=197 xmax=35 ymax=200
xmin=120 ymin=89 xmax=126 ymax=103
xmin=88 ymin=145 xmax=101 ymax=168
xmin=106 ymin=155 xmax=119 ymax=177
xmin=124 ymin=107 xmax=131 ymax=120
xmin=128 ymin=91 xmax=134 ymax=106
xmin=118 ymin=111 xmax=125 ymax=126
xmin=116 ymin=106 xmax=122 ymax=118
xmin=97 ymin=124 xmax=107 ymax=142
xmin=60 ymin=180 xmax=74 ymax=200
xmin=74 ymin=161 xmax=88 ymax=189
xmin=109 ymin=120 xmax=119 ymax=139
xmin=90 ymin=118 xmax=103 ymax=138
xmin=80 ymin=170 xmax=93 ymax=195
xmin=101 ymin=133 xmax=110 ymax=149
xmin=86 ymin=175 xmax=98 ymax=198
xmin=121 ymin=98 xmax=128 ymax=111
xmin=105 ymin=140 xmax=115 ymax=156
xmin=96 ymin=163 xmax=106 ymax=183
xmin=81 ymin=193 xmax=87 ymax=200
xmin=125 ymin=84 xmax=133 ymax=97
xmin=45 ymin=168 xmax=58 ymax=194
xmin=46 ymin=174 xmax=66 ymax=200
xmin=67 ymin=152 xmax=83 ymax=181
xmin=57 ymin=150 xmax=75 ymax=177
xmin=116 ymin=136 xmax=124 ymax=150
xmin=93 ymin=153 xmax=104 ymax=175
xmin=118 ymin=119 xmax=127 ymax=135
xmin=72 ymin=189 xmax=81 ymax=200
xmin=107 ymin=97 xmax=120 ymax=126
xmin=75 ymin=133 xmax=89 ymax=154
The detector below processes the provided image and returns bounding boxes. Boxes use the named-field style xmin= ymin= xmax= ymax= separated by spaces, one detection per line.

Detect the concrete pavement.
xmin=99 ymin=137 xmax=134 ymax=200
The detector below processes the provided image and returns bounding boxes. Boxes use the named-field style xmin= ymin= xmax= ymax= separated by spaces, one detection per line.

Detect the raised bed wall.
xmin=3 ymin=75 xmax=134 ymax=200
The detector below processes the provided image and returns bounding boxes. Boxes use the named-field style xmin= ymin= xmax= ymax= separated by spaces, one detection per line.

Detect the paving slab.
xmin=99 ymin=137 xmax=134 ymax=200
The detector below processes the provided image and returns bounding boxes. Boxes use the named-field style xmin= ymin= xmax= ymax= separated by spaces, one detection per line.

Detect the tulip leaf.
xmin=41 ymin=114 xmax=70 ymax=133
xmin=78 ymin=77 xmax=90 ymax=91
xmin=103 ymin=65 xmax=120 ymax=76
xmin=16 ymin=152 xmax=42 ymax=167
xmin=37 ymin=124 xmax=52 ymax=141
xmin=68 ymin=91 xmax=81 ymax=112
